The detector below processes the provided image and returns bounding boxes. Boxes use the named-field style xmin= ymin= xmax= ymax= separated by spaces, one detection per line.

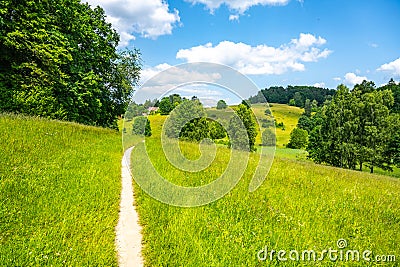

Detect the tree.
xmin=297 ymin=115 xmax=314 ymax=133
xmin=164 ymin=99 xmax=207 ymax=140
xmin=179 ymin=117 xmax=210 ymax=142
xmin=125 ymin=102 xmax=147 ymax=120
xmin=132 ymin=117 xmax=152 ymax=136
xmin=228 ymin=115 xmax=250 ymax=151
xmin=241 ymin=100 xmax=251 ymax=109
xmin=304 ymin=99 xmax=312 ymax=117
xmin=209 ymin=120 xmax=227 ymax=140
xmin=229 ymin=104 xmax=257 ymax=151
xmin=262 ymin=128 xmax=276 ymax=146
xmin=287 ymin=128 xmax=308 ymax=149
xmin=307 ymin=83 xmax=395 ymax=173
xmin=378 ymin=78 xmax=400 ymax=113
xmin=216 ymin=100 xmax=228 ymax=110
xmin=293 ymin=92 xmax=304 ymax=107
xmin=311 ymin=99 xmax=318 ymax=112
xmin=0 ymin=0 xmax=141 ymax=129
xmin=158 ymin=97 xmax=174 ymax=115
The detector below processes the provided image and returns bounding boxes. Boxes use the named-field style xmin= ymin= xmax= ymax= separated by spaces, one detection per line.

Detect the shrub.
xmin=287 ymin=128 xmax=308 ymax=149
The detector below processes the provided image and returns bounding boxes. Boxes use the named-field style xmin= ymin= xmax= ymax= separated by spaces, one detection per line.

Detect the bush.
xmin=287 ymin=128 xmax=308 ymax=149
xmin=275 ymin=121 xmax=285 ymax=130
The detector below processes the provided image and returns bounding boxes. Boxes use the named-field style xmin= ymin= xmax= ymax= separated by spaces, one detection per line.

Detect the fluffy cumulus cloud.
xmin=313 ymin=82 xmax=325 ymax=88
xmin=377 ymin=58 xmax=400 ymax=77
xmin=186 ymin=0 xmax=289 ymax=14
xmin=344 ymin=72 xmax=368 ymax=86
xmin=86 ymin=0 xmax=180 ymax=46
xmin=176 ymin=33 xmax=332 ymax=75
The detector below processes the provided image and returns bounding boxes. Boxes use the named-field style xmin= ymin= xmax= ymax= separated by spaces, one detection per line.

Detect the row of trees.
xmin=161 ymin=98 xmax=257 ymax=151
xmin=248 ymin=85 xmax=335 ymax=108
xmin=290 ymin=80 xmax=400 ymax=173
xmin=0 ymin=0 xmax=141 ymax=128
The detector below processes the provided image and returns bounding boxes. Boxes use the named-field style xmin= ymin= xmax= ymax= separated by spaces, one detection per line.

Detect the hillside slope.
xmin=0 ymin=114 xmax=122 ymax=266
xmin=132 ymin=113 xmax=400 ymax=266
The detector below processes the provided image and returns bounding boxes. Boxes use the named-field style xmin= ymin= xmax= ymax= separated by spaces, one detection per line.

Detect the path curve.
xmin=115 ymin=147 xmax=144 ymax=267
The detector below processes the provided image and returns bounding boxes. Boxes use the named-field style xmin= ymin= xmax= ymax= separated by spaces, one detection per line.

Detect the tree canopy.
xmin=307 ymin=81 xmax=399 ymax=173
xmin=0 ymin=0 xmax=141 ymax=128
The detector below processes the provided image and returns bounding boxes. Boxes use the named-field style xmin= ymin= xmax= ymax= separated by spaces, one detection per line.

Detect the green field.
xmin=0 ymin=114 xmax=122 ymax=266
xmin=2 ymin=104 xmax=399 ymax=266
xmin=132 ymin=111 xmax=400 ymax=266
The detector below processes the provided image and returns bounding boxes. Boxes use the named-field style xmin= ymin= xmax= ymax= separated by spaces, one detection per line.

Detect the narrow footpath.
xmin=115 ymin=147 xmax=144 ymax=267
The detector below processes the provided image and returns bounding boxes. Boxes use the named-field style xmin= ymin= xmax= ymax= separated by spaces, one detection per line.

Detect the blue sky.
xmin=87 ymin=0 xmax=400 ymax=104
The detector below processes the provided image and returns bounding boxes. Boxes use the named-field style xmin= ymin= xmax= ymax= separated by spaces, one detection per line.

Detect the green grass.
xmin=132 ymin=113 xmax=400 ymax=266
xmin=0 ymin=114 xmax=122 ymax=266
xmin=251 ymin=103 xmax=304 ymax=148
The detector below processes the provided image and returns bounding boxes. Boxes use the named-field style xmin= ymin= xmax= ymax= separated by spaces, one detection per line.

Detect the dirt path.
xmin=115 ymin=147 xmax=144 ymax=267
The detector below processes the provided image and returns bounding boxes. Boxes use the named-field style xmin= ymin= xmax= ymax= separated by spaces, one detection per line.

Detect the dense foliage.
xmin=287 ymin=128 xmax=308 ymax=149
xmin=158 ymin=94 xmax=183 ymax=115
xmin=229 ymin=104 xmax=257 ymax=151
xmin=164 ymin=99 xmax=207 ymax=140
xmin=0 ymin=0 xmax=141 ymax=128
xmin=307 ymin=80 xmax=400 ymax=173
xmin=132 ymin=116 xmax=152 ymax=136
xmin=248 ymin=85 xmax=335 ymax=107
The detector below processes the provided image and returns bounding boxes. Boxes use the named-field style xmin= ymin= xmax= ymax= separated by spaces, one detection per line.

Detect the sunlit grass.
xmin=253 ymin=103 xmax=303 ymax=148
xmin=132 ymin=112 xmax=400 ymax=266
xmin=0 ymin=114 xmax=122 ymax=266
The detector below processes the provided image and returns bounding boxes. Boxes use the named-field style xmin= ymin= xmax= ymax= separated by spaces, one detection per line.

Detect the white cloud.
xmin=333 ymin=77 xmax=341 ymax=82
xmin=140 ymin=63 xmax=174 ymax=84
xmin=377 ymin=58 xmax=400 ymax=76
xmin=186 ymin=0 xmax=289 ymax=14
xmin=176 ymin=33 xmax=332 ymax=75
xmin=313 ymin=82 xmax=325 ymax=88
xmin=344 ymin=72 xmax=368 ymax=86
xmin=229 ymin=14 xmax=240 ymax=21
xmin=86 ymin=0 xmax=180 ymax=46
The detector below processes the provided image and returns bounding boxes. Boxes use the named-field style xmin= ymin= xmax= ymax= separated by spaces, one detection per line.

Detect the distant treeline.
xmin=248 ymin=85 xmax=336 ymax=107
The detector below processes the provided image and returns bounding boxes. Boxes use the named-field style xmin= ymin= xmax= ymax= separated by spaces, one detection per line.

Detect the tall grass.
xmin=0 ymin=114 xmax=122 ymax=266
xmin=132 ymin=114 xmax=400 ymax=266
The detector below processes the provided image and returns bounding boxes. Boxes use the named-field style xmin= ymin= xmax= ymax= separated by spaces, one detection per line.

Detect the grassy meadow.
xmin=131 ymin=107 xmax=400 ymax=266
xmin=0 ymin=114 xmax=122 ymax=266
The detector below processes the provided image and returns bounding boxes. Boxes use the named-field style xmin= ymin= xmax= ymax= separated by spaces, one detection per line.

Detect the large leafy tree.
xmin=0 ymin=0 xmax=141 ymax=128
